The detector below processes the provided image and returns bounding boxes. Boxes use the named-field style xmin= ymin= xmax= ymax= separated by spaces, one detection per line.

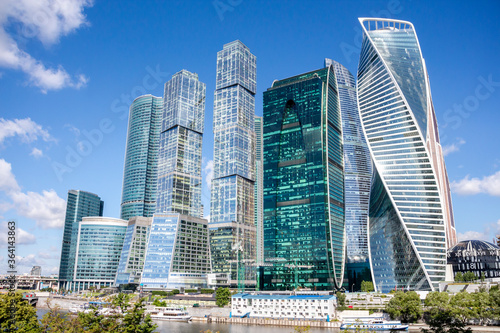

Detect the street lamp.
xmin=352 ymin=283 xmax=355 ymax=293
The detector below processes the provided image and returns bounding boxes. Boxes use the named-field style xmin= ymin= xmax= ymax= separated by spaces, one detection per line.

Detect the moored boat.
xmin=146 ymin=306 xmax=192 ymax=322
xmin=341 ymin=319 xmax=408 ymax=330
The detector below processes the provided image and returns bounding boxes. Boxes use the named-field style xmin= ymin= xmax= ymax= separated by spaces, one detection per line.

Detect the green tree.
xmin=112 ymin=292 xmax=133 ymax=314
xmin=462 ymin=272 xmax=476 ymax=282
xmin=454 ymin=272 xmax=464 ymax=283
xmin=0 ymin=292 xmax=41 ymax=333
xmin=40 ymin=299 xmax=84 ymax=333
xmin=449 ymin=291 xmax=474 ymax=324
xmin=121 ymin=298 xmax=156 ymax=333
xmin=360 ymin=281 xmax=374 ymax=292
xmin=385 ymin=291 xmax=422 ymax=323
xmin=215 ymin=287 xmax=231 ymax=307
xmin=472 ymin=291 xmax=491 ymax=325
xmin=421 ymin=309 xmax=472 ymax=333
xmin=425 ymin=291 xmax=450 ymax=320
xmin=336 ymin=291 xmax=346 ymax=307
xmin=480 ymin=272 xmax=486 ymax=282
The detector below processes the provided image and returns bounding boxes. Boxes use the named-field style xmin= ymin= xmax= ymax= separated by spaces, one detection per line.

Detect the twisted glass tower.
xmin=325 ymin=59 xmax=373 ymax=291
xmin=120 ymin=95 xmax=163 ymax=221
xmin=210 ymin=41 xmax=257 ymax=286
xmin=357 ymin=18 xmax=452 ymax=292
xmin=262 ymin=66 xmax=344 ymax=290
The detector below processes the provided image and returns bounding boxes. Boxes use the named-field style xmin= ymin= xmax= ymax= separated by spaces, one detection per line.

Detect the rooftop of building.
xmin=232 ymin=293 xmax=336 ymax=300
xmin=448 ymin=239 xmax=500 ymax=253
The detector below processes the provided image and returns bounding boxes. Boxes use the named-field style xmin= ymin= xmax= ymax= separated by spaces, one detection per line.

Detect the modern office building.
xmin=30 ymin=266 xmax=41 ymax=276
xmin=120 ymin=94 xmax=163 ymax=221
xmin=209 ymin=40 xmax=257 ymax=287
xmin=447 ymin=240 xmax=500 ymax=279
xmin=254 ymin=115 xmax=264 ymax=266
xmin=357 ymin=18 xmax=450 ymax=292
xmin=58 ymin=190 xmax=104 ymax=291
xmin=141 ymin=70 xmax=210 ymax=289
xmin=262 ymin=66 xmax=345 ymax=290
xmin=156 ymin=70 xmax=205 ymax=217
xmin=325 ymin=59 xmax=373 ymax=291
xmin=115 ymin=216 xmax=152 ymax=286
xmin=140 ymin=213 xmax=211 ymax=289
xmin=73 ymin=217 xmax=128 ymax=291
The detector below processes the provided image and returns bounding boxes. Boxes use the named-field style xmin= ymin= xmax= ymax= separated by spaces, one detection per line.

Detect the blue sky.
xmin=0 ymin=0 xmax=499 ymax=275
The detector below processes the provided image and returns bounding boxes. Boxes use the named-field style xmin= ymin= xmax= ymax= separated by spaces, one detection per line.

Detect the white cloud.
xmin=442 ymin=138 xmax=465 ymax=156
xmin=0 ymin=158 xmax=66 ymax=228
xmin=457 ymin=219 xmax=500 ymax=243
xmin=451 ymin=171 xmax=500 ymax=196
xmin=0 ymin=118 xmax=54 ymax=145
xmin=30 ymin=147 xmax=43 ymax=158
xmin=0 ymin=0 xmax=92 ymax=92
xmin=0 ymin=221 xmax=36 ymax=246
xmin=203 ymin=159 xmax=214 ymax=189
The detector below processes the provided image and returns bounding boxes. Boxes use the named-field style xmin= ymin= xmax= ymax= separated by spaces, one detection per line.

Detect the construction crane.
xmin=284 ymin=260 xmax=314 ymax=291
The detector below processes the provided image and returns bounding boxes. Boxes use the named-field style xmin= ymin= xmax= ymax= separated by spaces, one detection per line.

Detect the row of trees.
xmin=0 ymin=292 xmax=157 ymax=333
xmin=385 ymin=287 xmax=500 ymax=327
xmin=454 ymin=271 xmax=486 ymax=283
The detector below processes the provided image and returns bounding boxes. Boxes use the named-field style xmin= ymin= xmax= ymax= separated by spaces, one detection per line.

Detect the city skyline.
xmin=0 ymin=0 xmax=499 ymax=275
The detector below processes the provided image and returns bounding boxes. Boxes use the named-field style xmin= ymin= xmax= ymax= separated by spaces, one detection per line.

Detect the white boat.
xmin=341 ymin=319 xmax=409 ymax=330
xmin=146 ymin=307 xmax=192 ymax=322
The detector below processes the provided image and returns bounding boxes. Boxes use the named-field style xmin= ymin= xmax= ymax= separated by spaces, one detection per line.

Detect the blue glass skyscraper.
xmin=357 ymin=18 xmax=449 ymax=292
xmin=210 ymin=41 xmax=257 ymax=286
xmin=262 ymin=66 xmax=345 ymax=290
xmin=120 ymin=95 xmax=163 ymax=221
xmin=254 ymin=116 xmax=264 ymax=266
xmin=325 ymin=59 xmax=373 ymax=291
xmin=58 ymin=190 xmax=103 ymax=291
xmin=141 ymin=70 xmax=211 ymax=289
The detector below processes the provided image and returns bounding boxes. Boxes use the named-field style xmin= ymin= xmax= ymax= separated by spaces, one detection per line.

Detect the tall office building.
xmin=262 ymin=66 xmax=345 ymax=290
xmin=115 ymin=216 xmax=152 ymax=286
xmin=120 ymin=95 xmax=163 ymax=221
xmin=141 ymin=70 xmax=210 ymax=289
xmin=73 ymin=217 xmax=128 ymax=291
xmin=357 ymin=18 xmax=451 ymax=292
xmin=254 ymin=116 xmax=264 ymax=266
xmin=59 ymin=190 xmax=104 ymax=291
xmin=325 ymin=59 xmax=373 ymax=291
xmin=210 ymin=40 xmax=257 ymax=286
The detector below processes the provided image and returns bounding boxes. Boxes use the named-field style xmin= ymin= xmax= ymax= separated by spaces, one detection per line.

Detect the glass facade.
xmin=58 ymin=190 xmax=104 ymax=291
xmin=448 ymin=240 xmax=500 ymax=279
xmin=156 ymin=70 xmax=205 ymax=217
xmin=115 ymin=216 xmax=152 ymax=285
xmin=254 ymin=116 xmax=264 ymax=266
xmin=73 ymin=217 xmax=128 ymax=292
xmin=262 ymin=67 xmax=345 ymax=290
xmin=325 ymin=59 xmax=373 ymax=291
xmin=210 ymin=40 xmax=257 ymax=286
xmin=120 ymin=95 xmax=163 ymax=221
xmin=140 ymin=70 xmax=209 ymax=289
xmin=140 ymin=213 xmax=211 ymax=289
xmin=357 ymin=18 xmax=448 ymax=292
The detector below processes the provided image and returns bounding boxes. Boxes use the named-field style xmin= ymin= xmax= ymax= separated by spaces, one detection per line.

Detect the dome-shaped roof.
xmin=449 ymin=240 xmax=500 ymax=253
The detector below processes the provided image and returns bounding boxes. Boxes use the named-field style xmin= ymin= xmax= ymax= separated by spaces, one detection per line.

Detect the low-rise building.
xmin=231 ymin=293 xmax=337 ymax=321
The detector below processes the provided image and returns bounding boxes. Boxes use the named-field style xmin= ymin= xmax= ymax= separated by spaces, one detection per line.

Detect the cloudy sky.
xmin=0 ymin=0 xmax=499 ymax=275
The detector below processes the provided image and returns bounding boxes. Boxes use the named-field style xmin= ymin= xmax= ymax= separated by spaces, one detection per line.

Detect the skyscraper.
xmin=155 ymin=70 xmax=205 ymax=217
xmin=210 ymin=40 xmax=257 ymax=286
xmin=357 ymin=18 xmax=450 ymax=292
xmin=140 ymin=70 xmax=210 ymax=289
xmin=262 ymin=66 xmax=345 ymax=290
xmin=325 ymin=59 xmax=373 ymax=291
xmin=59 ymin=190 xmax=104 ymax=291
xmin=254 ymin=116 xmax=264 ymax=266
xmin=120 ymin=95 xmax=163 ymax=221
xmin=73 ymin=217 xmax=128 ymax=291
